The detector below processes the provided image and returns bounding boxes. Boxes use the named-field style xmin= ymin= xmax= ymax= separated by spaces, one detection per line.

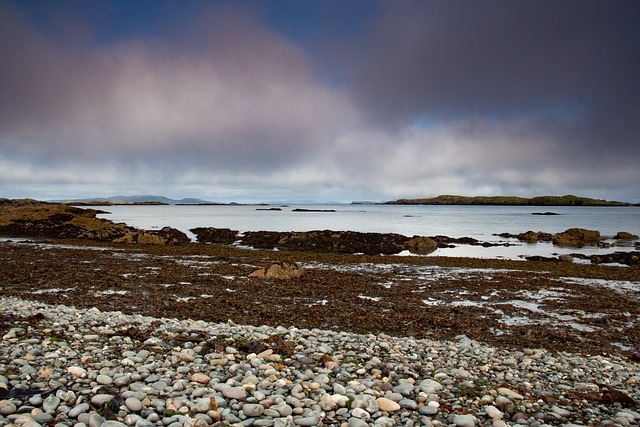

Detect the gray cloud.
xmin=1 ymin=1 xmax=639 ymax=202
xmin=0 ymin=4 xmax=357 ymax=170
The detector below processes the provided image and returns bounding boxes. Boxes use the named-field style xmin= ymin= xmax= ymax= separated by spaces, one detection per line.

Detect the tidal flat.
xmin=1 ymin=239 xmax=639 ymax=357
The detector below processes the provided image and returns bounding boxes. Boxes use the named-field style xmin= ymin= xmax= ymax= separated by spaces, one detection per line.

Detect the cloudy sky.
xmin=1 ymin=0 xmax=639 ymax=203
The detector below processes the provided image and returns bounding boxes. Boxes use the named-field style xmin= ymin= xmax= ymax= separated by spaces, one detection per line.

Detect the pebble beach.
xmin=1 ymin=297 xmax=639 ymax=427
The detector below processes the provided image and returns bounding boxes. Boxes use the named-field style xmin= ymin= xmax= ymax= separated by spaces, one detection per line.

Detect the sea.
xmin=96 ymin=204 xmax=640 ymax=261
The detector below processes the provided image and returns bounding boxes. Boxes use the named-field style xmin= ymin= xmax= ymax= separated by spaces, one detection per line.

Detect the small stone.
xmin=91 ymin=394 xmax=114 ymax=406
xmin=33 ymin=413 xmax=54 ymax=424
xmin=453 ymin=414 xmax=476 ymax=427
xmin=96 ymin=375 xmax=113 ymax=385
xmin=125 ymin=397 xmax=143 ymax=412
xmin=419 ymin=379 xmax=443 ymax=392
xmin=419 ymin=405 xmax=438 ymax=415
xmin=551 ymin=405 xmax=572 ymax=417
xmin=485 ymin=405 xmax=503 ymax=420
xmin=242 ymin=403 xmax=265 ymax=417
xmin=451 ymin=368 xmax=472 ymax=379
xmin=0 ymin=400 xmax=17 ymax=416
xmin=191 ymin=373 xmax=211 ymax=384
xmin=43 ymin=395 xmax=61 ymax=414
xmin=398 ymin=398 xmax=418 ymax=410
xmin=67 ymin=366 xmax=87 ymax=378
xmin=88 ymin=413 xmax=106 ymax=427
xmin=348 ymin=418 xmax=369 ymax=427
xmin=351 ymin=408 xmax=370 ymax=419
xmin=497 ymin=387 xmax=523 ymax=400
xmin=294 ymin=414 xmax=321 ymax=426
xmin=221 ymin=386 xmax=247 ymax=400
xmin=376 ymin=397 xmax=401 ymax=412
xmin=68 ymin=403 xmax=90 ymax=418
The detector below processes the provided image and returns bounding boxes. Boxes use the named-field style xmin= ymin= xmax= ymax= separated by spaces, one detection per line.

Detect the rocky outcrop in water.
xmin=0 ymin=199 xmax=189 ymax=245
xmin=191 ymin=228 xmax=510 ymax=255
xmin=496 ymin=231 xmax=553 ymax=243
xmin=552 ymin=228 xmax=601 ymax=247
xmin=190 ymin=227 xmax=239 ymax=244
xmin=242 ymin=230 xmax=411 ymax=255
xmin=616 ymin=231 xmax=639 ymax=240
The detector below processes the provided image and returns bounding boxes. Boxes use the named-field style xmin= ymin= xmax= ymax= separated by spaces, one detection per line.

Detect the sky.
xmin=1 ymin=0 xmax=639 ymax=203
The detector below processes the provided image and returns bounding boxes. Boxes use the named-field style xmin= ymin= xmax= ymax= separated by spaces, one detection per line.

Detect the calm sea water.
xmin=96 ymin=204 xmax=640 ymax=260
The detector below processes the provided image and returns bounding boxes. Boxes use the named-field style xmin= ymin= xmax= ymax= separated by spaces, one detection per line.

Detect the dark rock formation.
xmin=0 ymin=199 xmax=189 ymax=245
xmin=190 ymin=227 xmax=239 ymax=244
xmin=191 ymin=227 xmax=509 ymax=255
xmin=552 ymin=228 xmax=601 ymax=247
xmin=497 ymin=231 xmax=553 ymax=243
xmin=615 ymin=231 xmax=639 ymax=240
xmin=291 ymin=208 xmax=336 ymax=212
xmin=589 ymin=251 xmax=640 ymax=266
xmin=243 ymin=230 xmax=409 ymax=255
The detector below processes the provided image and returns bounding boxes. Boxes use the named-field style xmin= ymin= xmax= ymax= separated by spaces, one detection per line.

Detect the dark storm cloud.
xmin=347 ymin=1 xmax=640 ymax=123
xmin=0 ymin=1 xmax=639 ymax=202
xmin=332 ymin=0 xmax=640 ymax=201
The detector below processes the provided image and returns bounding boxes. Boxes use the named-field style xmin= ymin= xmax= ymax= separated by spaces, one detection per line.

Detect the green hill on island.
xmin=385 ymin=194 xmax=631 ymax=206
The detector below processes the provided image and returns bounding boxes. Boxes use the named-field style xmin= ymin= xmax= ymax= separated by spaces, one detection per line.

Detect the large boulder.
xmin=615 ymin=231 xmax=638 ymax=240
xmin=406 ymin=236 xmax=438 ymax=254
xmin=249 ymin=262 xmax=304 ymax=279
xmin=0 ymin=199 xmax=189 ymax=245
xmin=552 ymin=228 xmax=601 ymax=247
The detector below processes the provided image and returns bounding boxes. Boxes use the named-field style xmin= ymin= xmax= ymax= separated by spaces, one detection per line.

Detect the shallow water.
xmin=95 ymin=204 xmax=640 ymax=260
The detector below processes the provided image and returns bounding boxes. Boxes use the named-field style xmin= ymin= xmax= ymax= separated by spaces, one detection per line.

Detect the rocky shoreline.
xmin=1 ymin=199 xmax=640 ymax=426
xmin=2 ymin=297 xmax=639 ymax=427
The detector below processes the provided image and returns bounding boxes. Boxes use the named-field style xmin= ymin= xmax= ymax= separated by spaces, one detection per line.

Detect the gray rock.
xmin=221 ymin=386 xmax=247 ymax=400
xmin=125 ymin=397 xmax=143 ymax=412
xmin=88 ymin=413 xmax=106 ymax=427
xmin=0 ymin=401 xmax=17 ymax=416
xmin=43 ymin=395 xmax=61 ymax=414
xmin=348 ymin=418 xmax=370 ymax=427
xmin=242 ymin=403 xmax=265 ymax=417
xmin=91 ymin=394 xmax=115 ymax=407
xmin=68 ymin=403 xmax=91 ymax=418
xmin=452 ymin=414 xmax=476 ymax=427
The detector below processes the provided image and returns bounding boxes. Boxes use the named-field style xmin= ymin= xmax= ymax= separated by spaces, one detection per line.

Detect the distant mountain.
xmin=385 ymin=194 xmax=632 ymax=206
xmin=59 ymin=195 xmax=217 ymax=205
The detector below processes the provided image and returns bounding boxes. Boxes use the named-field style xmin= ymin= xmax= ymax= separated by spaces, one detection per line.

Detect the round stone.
xmin=125 ymin=397 xmax=143 ymax=412
xmin=453 ymin=414 xmax=476 ymax=427
xmin=221 ymin=387 xmax=247 ymax=400
xmin=96 ymin=375 xmax=113 ymax=385
xmin=242 ymin=403 xmax=264 ymax=417
xmin=0 ymin=400 xmax=17 ymax=416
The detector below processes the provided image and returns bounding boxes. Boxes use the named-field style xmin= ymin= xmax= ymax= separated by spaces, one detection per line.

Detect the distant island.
xmin=57 ymin=195 xmax=225 ymax=206
xmin=385 ymin=194 xmax=633 ymax=206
